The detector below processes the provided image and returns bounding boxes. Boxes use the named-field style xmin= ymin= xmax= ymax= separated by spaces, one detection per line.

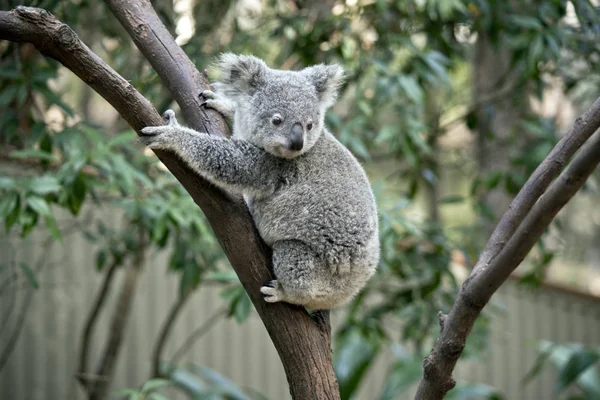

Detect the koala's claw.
xmin=261 ymin=280 xmax=283 ymax=303
xmin=200 ymin=90 xmax=216 ymax=100
xmin=262 ymin=280 xmax=276 ymax=288
xmin=139 ymin=109 xmax=180 ymax=149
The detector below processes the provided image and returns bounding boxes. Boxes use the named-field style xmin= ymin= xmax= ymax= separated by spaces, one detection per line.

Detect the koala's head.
xmin=216 ymin=53 xmax=344 ymax=158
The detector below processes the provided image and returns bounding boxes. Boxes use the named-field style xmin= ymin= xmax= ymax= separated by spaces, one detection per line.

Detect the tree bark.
xmin=0 ymin=5 xmax=340 ymax=399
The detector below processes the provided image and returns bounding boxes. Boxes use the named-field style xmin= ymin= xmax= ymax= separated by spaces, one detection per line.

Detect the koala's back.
xmin=247 ymin=130 xmax=379 ymax=280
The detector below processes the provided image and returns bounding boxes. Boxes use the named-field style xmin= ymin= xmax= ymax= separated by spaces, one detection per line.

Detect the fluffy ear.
xmin=216 ymin=53 xmax=267 ymax=97
xmin=301 ymin=64 xmax=345 ymax=109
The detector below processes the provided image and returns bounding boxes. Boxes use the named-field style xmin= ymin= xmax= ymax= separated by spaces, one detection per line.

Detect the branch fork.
xmin=0 ymin=3 xmax=340 ymax=399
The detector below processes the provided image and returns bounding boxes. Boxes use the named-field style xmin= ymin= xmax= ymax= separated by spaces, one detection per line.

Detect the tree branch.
xmin=415 ymin=97 xmax=600 ymax=399
xmin=152 ymin=289 xmax=192 ymax=378
xmin=78 ymin=260 xmax=120 ymax=389
xmin=101 ymin=0 xmax=227 ymax=136
xmin=473 ymin=97 xmax=600 ymax=276
xmin=0 ymin=6 xmax=339 ymax=398
xmin=170 ymin=306 xmax=227 ymax=365
xmin=90 ymin=229 xmax=146 ymax=400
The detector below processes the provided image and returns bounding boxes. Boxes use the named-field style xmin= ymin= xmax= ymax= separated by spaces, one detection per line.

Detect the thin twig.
xmin=151 ymin=289 xmax=192 ymax=377
xmin=170 ymin=306 xmax=227 ymax=365
xmin=77 ymin=260 xmax=120 ymax=388
xmin=472 ymin=96 xmax=600 ymax=278
xmin=90 ymin=228 xmax=146 ymax=400
xmin=0 ymin=284 xmax=35 ymax=372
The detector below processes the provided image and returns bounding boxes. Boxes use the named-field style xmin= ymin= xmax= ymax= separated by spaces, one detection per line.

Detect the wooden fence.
xmin=1 ymin=220 xmax=599 ymax=400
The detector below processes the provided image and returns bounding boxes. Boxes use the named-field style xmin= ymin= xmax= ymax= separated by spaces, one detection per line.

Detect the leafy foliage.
xmin=524 ymin=341 xmax=600 ymax=399
xmin=1 ymin=0 xmax=600 ymax=398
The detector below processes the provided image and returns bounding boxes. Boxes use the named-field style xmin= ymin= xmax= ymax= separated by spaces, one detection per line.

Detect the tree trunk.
xmin=0 ymin=6 xmax=340 ymax=399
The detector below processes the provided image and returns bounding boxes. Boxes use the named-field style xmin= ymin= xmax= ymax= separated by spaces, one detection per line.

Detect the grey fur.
xmin=141 ymin=54 xmax=379 ymax=310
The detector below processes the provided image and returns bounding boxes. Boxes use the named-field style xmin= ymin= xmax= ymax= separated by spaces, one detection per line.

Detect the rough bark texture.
xmin=0 ymin=5 xmax=340 ymax=399
xmin=414 ymin=96 xmax=600 ymax=399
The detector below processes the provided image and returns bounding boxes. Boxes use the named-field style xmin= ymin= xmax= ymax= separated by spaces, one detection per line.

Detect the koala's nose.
xmin=289 ymin=123 xmax=304 ymax=151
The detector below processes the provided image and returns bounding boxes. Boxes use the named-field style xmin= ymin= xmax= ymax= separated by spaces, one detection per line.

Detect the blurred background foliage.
xmin=1 ymin=0 xmax=599 ymax=399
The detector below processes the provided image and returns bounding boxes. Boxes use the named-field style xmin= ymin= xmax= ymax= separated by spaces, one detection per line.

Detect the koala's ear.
xmin=301 ymin=64 xmax=345 ymax=109
xmin=217 ymin=53 xmax=267 ymax=97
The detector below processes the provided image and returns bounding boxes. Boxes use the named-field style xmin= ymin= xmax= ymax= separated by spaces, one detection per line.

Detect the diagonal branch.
xmin=472 ymin=97 xmax=600 ymax=276
xmin=415 ymin=97 xmax=600 ymax=399
xmin=0 ymin=6 xmax=340 ymax=399
xmin=101 ymin=0 xmax=227 ymax=136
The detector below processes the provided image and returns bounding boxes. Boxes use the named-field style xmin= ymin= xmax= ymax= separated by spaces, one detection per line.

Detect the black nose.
xmin=290 ymin=123 xmax=304 ymax=151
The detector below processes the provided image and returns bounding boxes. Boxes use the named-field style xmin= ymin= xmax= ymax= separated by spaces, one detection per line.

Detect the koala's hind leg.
xmin=261 ymin=240 xmax=331 ymax=309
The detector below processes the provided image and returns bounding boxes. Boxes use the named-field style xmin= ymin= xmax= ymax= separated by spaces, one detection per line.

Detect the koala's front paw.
xmin=201 ymin=88 xmax=235 ymax=121
xmin=140 ymin=109 xmax=180 ymax=150
xmin=261 ymin=280 xmax=284 ymax=303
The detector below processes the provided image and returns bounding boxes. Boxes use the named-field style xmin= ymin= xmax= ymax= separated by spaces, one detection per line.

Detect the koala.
xmin=140 ymin=54 xmax=379 ymax=310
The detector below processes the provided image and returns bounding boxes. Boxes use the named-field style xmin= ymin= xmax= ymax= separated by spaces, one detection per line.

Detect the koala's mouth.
xmin=270 ymin=144 xmax=304 ymax=159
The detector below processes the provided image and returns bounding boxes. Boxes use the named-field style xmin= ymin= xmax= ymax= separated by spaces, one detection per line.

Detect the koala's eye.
xmin=271 ymin=114 xmax=283 ymax=126
xmin=307 ymin=122 xmax=313 ymax=131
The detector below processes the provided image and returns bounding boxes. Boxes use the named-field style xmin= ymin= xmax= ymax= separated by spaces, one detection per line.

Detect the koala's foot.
xmin=261 ymin=280 xmax=284 ymax=303
xmin=200 ymin=88 xmax=235 ymax=122
xmin=139 ymin=109 xmax=181 ymax=150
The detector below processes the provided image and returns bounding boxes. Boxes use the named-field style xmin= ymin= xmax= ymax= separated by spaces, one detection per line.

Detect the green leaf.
xmin=0 ymin=85 xmax=18 ymax=106
xmin=96 ymin=251 xmax=107 ymax=271
xmin=557 ymin=350 xmax=600 ymax=393
xmin=37 ymin=86 xmax=74 ymax=116
xmin=148 ymin=393 xmax=170 ymax=400
xmin=446 ymin=382 xmax=503 ymax=399
xmin=484 ymin=172 xmax=503 ymax=190
xmin=28 ymin=175 xmax=61 ymax=195
xmin=141 ymin=379 xmax=171 ymax=392
xmin=522 ymin=341 xmax=555 ymax=386
xmin=9 ymin=149 xmax=56 ymax=162
xmin=5 ymin=194 xmax=21 ymax=232
xmin=180 ymin=263 xmax=200 ymax=294
xmin=0 ymin=177 xmax=17 ymax=190
xmin=0 ymin=192 xmax=19 ymax=219
xmin=335 ymin=328 xmax=381 ymax=399
xmin=510 ymin=15 xmax=543 ymax=30
xmin=439 ymin=195 xmax=464 ymax=204
xmin=0 ymin=68 xmax=21 ymax=79
xmin=19 ymin=263 xmax=39 ymax=289
xmin=44 ymin=214 xmax=61 ymax=241
xmin=205 ymin=270 xmax=239 ymax=283
xmin=111 ymin=388 xmax=139 ymax=396
xmin=108 ymin=130 xmax=137 ymax=148
xmin=232 ymin=291 xmax=251 ymax=323
xmin=27 ymin=196 xmax=52 ymax=217
xmin=16 ymin=85 xmax=28 ymax=106
xmin=188 ymin=364 xmax=250 ymax=400
xmin=68 ymin=174 xmax=87 ymax=215
xmin=397 ymin=76 xmax=423 ymax=103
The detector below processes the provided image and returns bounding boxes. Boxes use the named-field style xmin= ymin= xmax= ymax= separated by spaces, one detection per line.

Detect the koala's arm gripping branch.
xmin=175 ymin=137 xmax=283 ymax=195
xmin=0 ymin=5 xmax=341 ymax=400
xmin=141 ymin=122 xmax=283 ymax=196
